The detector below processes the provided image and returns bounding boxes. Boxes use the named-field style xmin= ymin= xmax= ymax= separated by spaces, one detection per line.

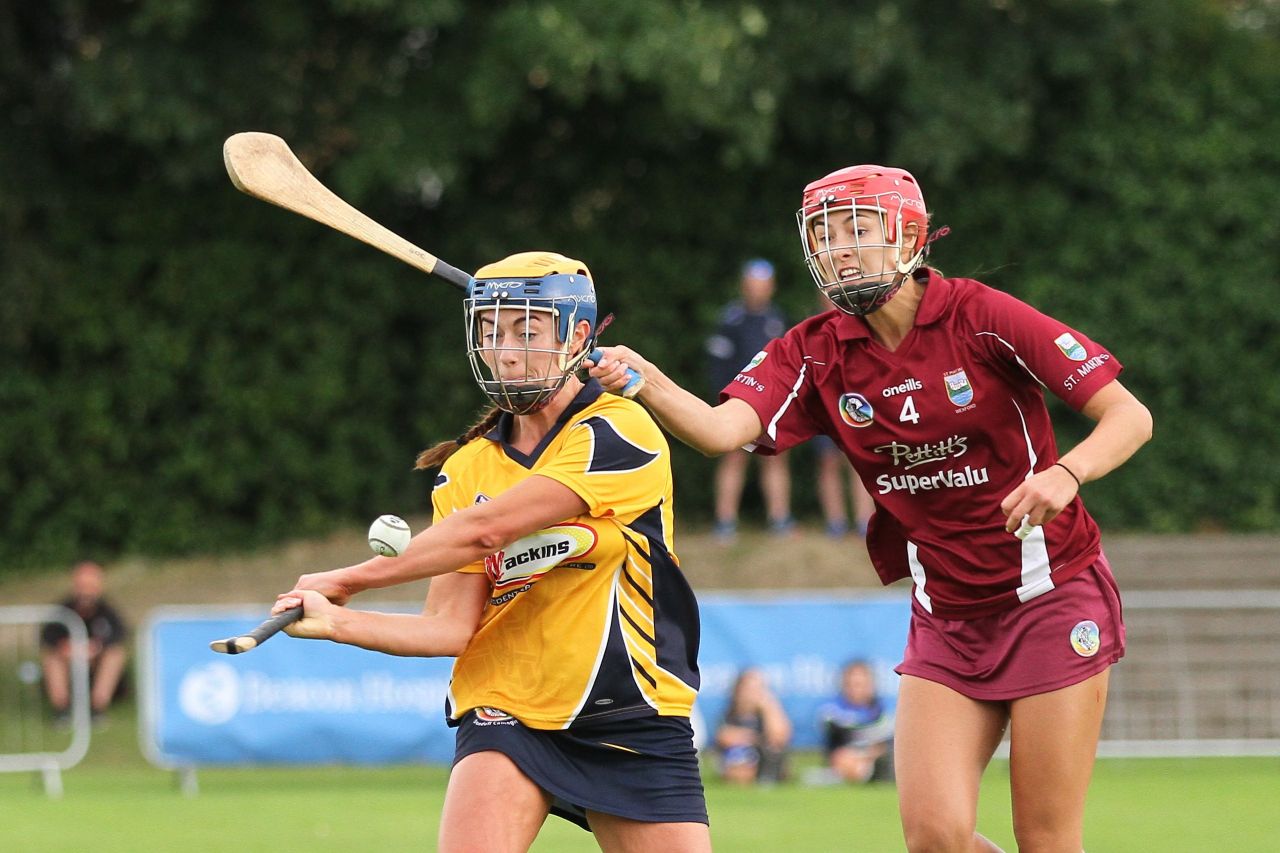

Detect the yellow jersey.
xmin=434 ymin=382 xmax=700 ymax=730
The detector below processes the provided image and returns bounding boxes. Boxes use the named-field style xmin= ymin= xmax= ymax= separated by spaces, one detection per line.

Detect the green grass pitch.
xmin=1 ymin=706 xmax=1277 ymax=852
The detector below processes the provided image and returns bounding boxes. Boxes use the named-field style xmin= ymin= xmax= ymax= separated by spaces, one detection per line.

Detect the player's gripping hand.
xmin=287 ymin=568 xmax=355 ymax=606
xmin=588 ymin=345 xmax=654 ymax=396
xmin=999 ymin=464 xmax=1080 ymax=536
xmin=272 ymin=589 xmax=339 ymax=640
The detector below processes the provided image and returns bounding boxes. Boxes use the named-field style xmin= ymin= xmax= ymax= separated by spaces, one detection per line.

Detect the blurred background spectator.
xmin=809 ymin=660 xmax=895 ymax=785
xmin=813 ymin=436 xmax=875 ymax=539
xmin=705 ymin=259 xmax=792 ymax=541
xmin=807 ymin=292 xmax=875 ymax=539
xmin=713 ymin=667 xmax=793 ymax=785
xmin=40 ymin=560 xmax=130 ymax=724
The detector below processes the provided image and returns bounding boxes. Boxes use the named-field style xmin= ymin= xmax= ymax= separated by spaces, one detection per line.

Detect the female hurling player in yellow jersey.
xmin=273 ymin=251 xmax=709 ymax=853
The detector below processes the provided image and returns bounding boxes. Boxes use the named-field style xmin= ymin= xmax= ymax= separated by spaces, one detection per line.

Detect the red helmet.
xmin=795 ymin=165 xmax=930 ymax=315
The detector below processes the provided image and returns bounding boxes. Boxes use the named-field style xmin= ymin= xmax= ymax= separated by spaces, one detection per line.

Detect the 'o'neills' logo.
xmin=874 ymin=435 xmax=968 ymax=470
xmin=882 ymin=378 xmax=922 ymax=398
xmin=484 ymin=523 xmax=598 ymax=592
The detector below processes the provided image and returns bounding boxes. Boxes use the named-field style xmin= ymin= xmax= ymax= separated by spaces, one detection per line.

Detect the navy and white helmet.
xmin=464 ymin=251 xmax=598 ymax=415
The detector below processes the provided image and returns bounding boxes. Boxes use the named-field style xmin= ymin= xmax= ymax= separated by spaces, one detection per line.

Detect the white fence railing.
xmin=1096 ymin=589 xmax=1280 ymax=757
xmin=0 ymin=605 xmax=92 ymax=797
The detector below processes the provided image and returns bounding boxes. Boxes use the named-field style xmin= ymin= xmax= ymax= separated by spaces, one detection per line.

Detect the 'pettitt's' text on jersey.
xmin=434 ymin=381 xmax=700 ymax=730
xmin=722 ymin=271 xmax=1123 ymax=619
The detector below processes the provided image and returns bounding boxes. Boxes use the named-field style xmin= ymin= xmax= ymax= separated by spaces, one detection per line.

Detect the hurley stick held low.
xmin=209 ymin=606 xmax=304 ymax=655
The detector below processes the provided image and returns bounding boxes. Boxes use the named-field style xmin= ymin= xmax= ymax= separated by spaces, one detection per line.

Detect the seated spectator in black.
xmin=816 ymin=660 xmax=895 ymax=783
xmin=713 ymin=667 xmax=792 ymax=784
xmin=40 ymin=560 xmax=129 ymax=722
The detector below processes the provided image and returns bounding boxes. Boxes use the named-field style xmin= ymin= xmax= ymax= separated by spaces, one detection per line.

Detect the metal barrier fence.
xmin=1098 ymin=589 xmax=1280 ymax=756
xmin=0 ymin=605 xmax=91 ymax=797
xmin=697 ymin=588 xmax=1280 ymax=758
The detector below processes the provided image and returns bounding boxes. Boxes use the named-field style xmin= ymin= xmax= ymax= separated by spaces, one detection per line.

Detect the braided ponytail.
xmin=415 ymin=406 xmax=504 ymax=471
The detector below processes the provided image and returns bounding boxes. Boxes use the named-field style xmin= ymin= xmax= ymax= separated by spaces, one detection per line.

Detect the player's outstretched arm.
xmin=274 ymin=575 xmax=487 ymax=657
xmin=589 ymin=346 xmax=762 ymax=456
xmin=282 ymin=475 xmax=590 ymax=603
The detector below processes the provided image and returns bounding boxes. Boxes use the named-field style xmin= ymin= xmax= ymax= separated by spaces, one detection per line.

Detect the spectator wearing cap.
xmin=705 ymin=259 xmax=792 ymax=540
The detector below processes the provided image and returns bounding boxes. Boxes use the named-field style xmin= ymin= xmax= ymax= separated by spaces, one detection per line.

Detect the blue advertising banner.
xmin=141 ymin=594 xmax=911 ymax=767
xmin=693 ymin=592 xmax=912 ymax=750
xmin=140 ymin=606 xmax=457 ymax=767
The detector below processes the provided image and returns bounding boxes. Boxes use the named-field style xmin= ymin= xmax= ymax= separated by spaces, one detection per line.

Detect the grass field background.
xmin=1 ymin=697 xmax=1277 ymax=852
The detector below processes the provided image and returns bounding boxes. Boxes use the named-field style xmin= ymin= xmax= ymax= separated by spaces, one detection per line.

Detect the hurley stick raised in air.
xmin=222 ymin=131 xmax=642 ymax=395
xmin=223 ymin=132 xmax=471 ymax=291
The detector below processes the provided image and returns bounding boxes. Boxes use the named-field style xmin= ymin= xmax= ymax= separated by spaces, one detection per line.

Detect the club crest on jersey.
xmin=1055 ymin=332 xmax=1088 ymax=362
xmin=1070 ymin=620 xmax=1101 ymax=657
xmin=743 ymin=350 xmax=768 ymax=371
xmin=837 ymin=392 xmax=875 ymax=428
xmin=473 ymin=707 xmax=517 ymax=726
xmin=942 ymin=369 xmax=974 ymax=407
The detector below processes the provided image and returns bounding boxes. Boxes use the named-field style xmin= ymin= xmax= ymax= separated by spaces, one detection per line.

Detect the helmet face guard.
xmin=796 ymin=166 xmax=929 ymax=316
xmin=463 ymin=253 xmax=597 ymax=415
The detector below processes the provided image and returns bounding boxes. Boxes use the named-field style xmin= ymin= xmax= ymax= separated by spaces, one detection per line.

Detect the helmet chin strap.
xmin=561 ymin=309 xmax=617 ymax=373
xmin=560 ymin=312 xmax=600 ymax=374
xmin=826 ymin=272 xmax=906 ymax=316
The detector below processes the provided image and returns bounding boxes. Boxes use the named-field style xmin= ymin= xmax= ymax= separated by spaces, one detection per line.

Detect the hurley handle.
xmin=209 ymin=606 xmax=305 ymax=655
xmin=587 ymin=349 xmax=644 ymax=398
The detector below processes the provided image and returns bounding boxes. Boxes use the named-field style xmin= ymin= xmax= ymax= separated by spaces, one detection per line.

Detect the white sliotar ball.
xmin=368 ymin=514 xmax=412 ymax=557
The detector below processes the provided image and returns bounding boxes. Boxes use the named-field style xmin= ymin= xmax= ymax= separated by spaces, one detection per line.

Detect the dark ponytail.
xmin=415 ymin=406 xmax=504 ymax=470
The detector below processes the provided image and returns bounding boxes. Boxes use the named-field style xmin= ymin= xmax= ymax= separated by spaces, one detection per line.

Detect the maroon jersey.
xmin=722 ymin=270 xmax=1123 ymax=619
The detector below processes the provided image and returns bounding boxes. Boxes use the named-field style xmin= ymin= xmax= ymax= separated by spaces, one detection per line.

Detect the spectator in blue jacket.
xmin=705 ymin=259 xmax=792 ymax=540
xmin=815 ymin=660 xmax=895 ymax=784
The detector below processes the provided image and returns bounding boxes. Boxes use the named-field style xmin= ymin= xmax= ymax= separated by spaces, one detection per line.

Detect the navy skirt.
xmin=453 ymin=708 xmax=708 ymax=831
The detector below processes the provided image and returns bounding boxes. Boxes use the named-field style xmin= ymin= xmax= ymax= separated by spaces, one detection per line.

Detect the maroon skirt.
xmin=896 ymin=554 xmax=1125 ymax=701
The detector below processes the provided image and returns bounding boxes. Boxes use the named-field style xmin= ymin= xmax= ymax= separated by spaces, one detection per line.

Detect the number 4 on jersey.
xmin=899 ymin=395 xmax=920 ymax=424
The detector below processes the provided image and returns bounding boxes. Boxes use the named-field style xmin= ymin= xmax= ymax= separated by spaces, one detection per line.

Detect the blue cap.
xmin=743 ymin=258 xmax=775 ymax=280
